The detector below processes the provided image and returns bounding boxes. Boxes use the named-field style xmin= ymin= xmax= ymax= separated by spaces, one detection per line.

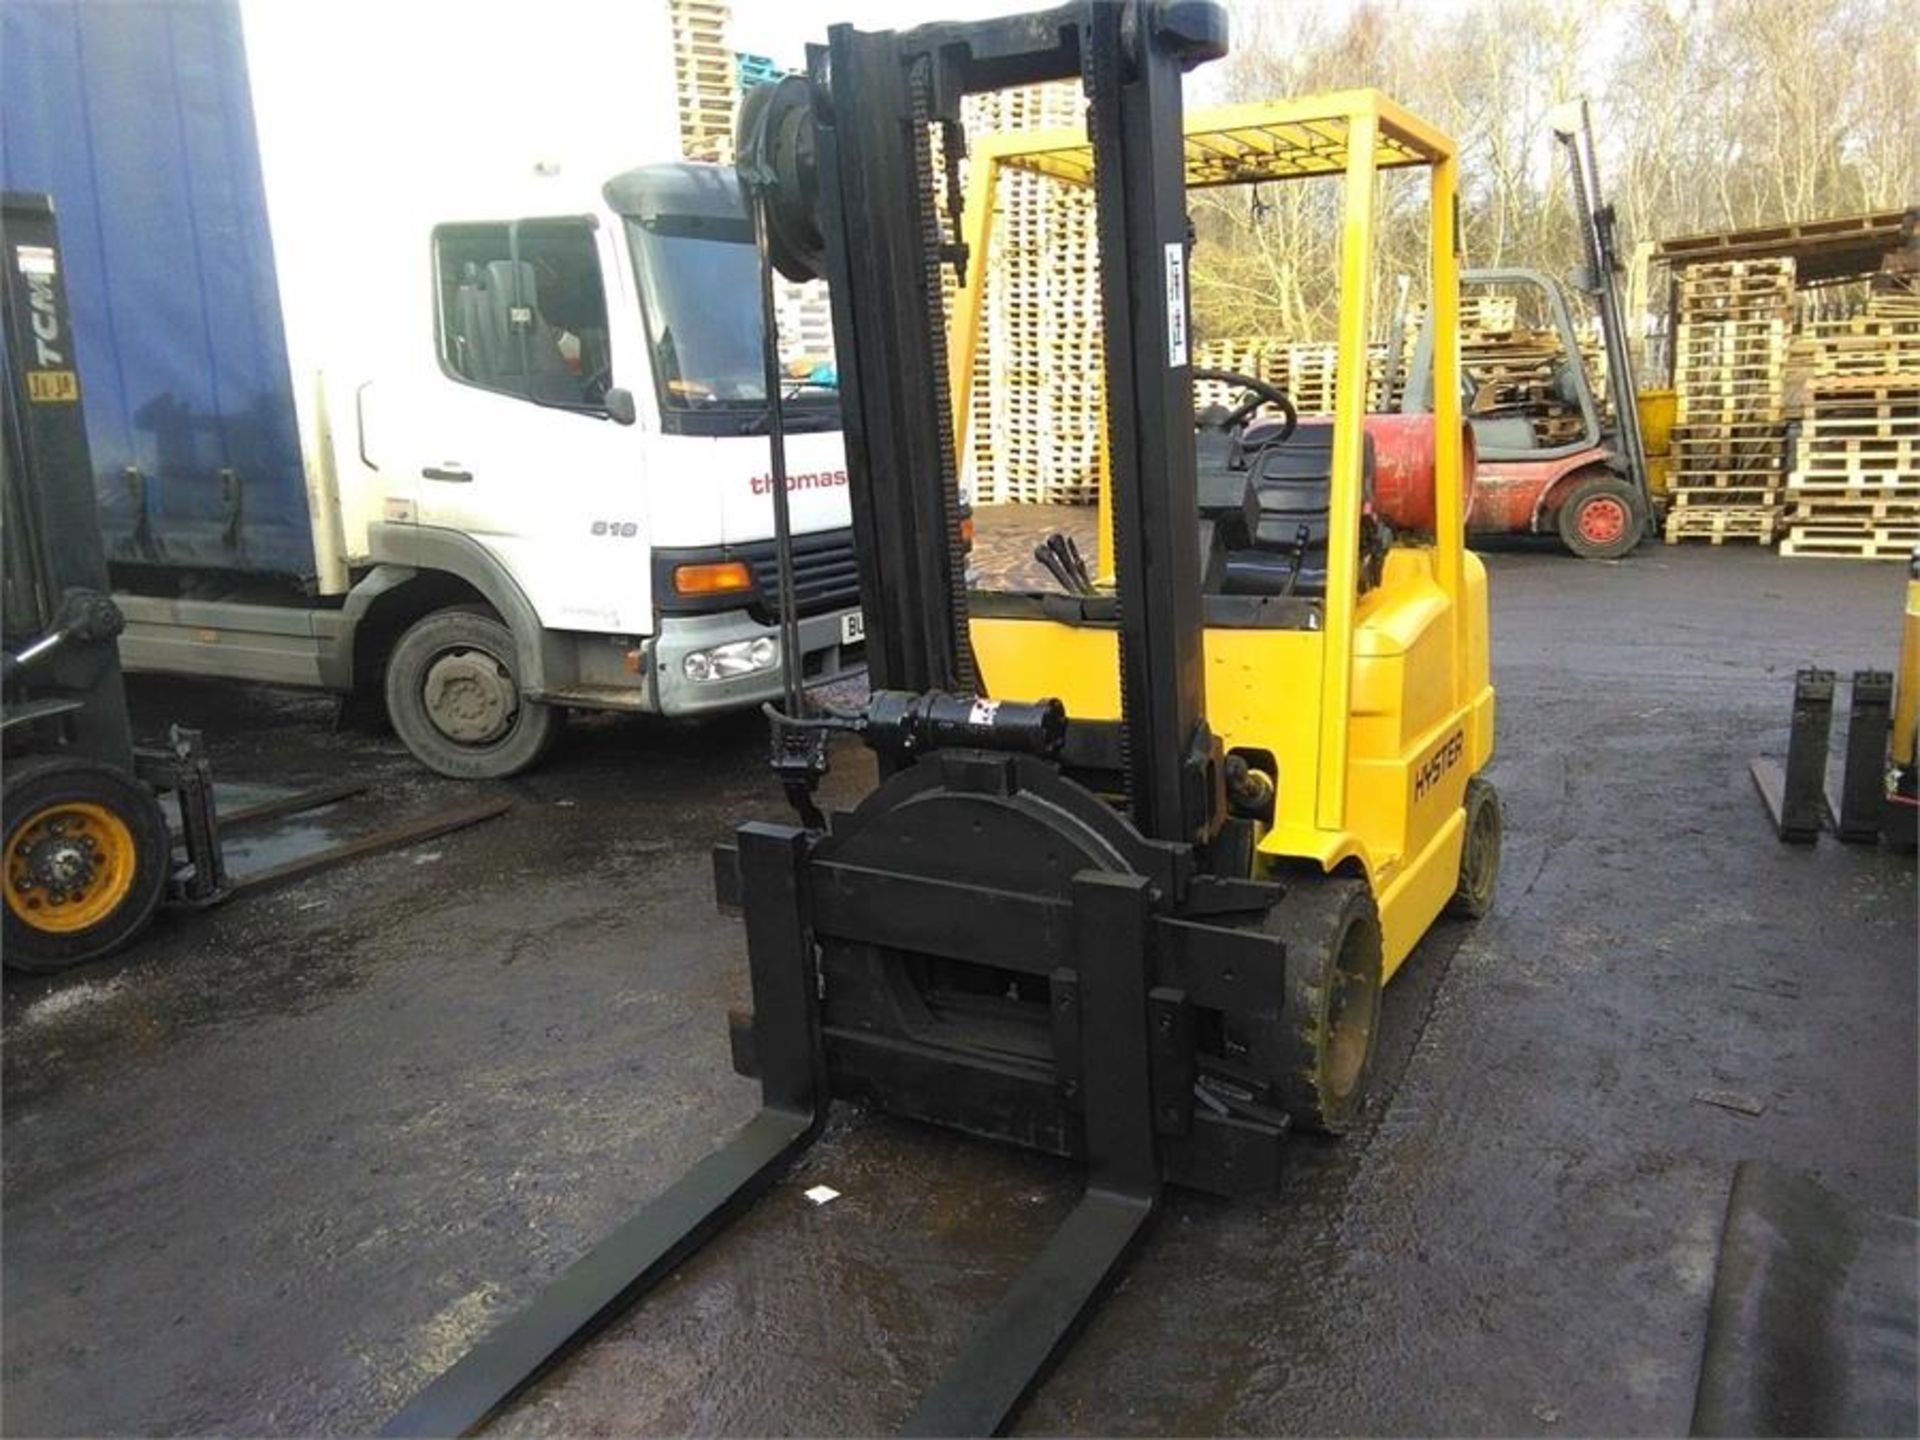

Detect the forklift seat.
xmin=1198 ymin=421 xmax=1378 ymax=601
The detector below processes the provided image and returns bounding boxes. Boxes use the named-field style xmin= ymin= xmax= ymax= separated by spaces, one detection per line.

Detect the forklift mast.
xmin=385 ymin=7 xmax=1276 ymax=1436
xmin=1553 ymin=98 xmax=1651 ymax=512
xmin=787 ymin=0 xmax=1227 ymax=845
xmin=1 ymin=191 xmax=136 ymax=766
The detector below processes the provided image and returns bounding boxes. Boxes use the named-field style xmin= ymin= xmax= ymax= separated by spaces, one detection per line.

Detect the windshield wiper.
xmin=738 ymin=383 xmax=840 ymax=435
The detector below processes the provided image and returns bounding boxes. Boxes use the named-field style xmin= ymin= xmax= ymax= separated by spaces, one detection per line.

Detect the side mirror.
xmin=605 ymin=387 xmax=637 ymax=426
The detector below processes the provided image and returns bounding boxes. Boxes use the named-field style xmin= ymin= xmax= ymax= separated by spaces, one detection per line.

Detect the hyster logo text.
xmin=749 ymin=469 xmax=848 ymax=496
xmin=1413 ymin=728 xmax=1465 ymax=801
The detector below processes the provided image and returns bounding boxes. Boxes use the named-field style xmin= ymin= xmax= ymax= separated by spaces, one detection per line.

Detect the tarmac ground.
xmin=4 ymin=518 xmax=1914 ymax=1435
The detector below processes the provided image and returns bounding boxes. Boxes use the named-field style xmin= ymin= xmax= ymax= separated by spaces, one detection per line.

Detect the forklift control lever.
xmin=3 ymin=587 xmax=125 ymax=679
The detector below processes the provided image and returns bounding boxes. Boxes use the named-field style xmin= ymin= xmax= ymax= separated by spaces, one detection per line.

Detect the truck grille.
xmin=746 ymin=528 xmax=862 ymax=619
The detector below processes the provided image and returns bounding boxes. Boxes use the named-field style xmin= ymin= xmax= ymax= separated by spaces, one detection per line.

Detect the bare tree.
xmin=1191 ymin=0 xmax=1920 ymax=343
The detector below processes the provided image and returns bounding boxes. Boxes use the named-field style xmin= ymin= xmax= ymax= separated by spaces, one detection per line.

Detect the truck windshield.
xmin=626 ymin=215 xmax=836 ymax=436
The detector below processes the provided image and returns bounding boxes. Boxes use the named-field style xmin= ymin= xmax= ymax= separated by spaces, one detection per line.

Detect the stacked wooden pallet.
xmin=1665 ymin=258 xmax=1796 ymax=545
xmin=962 ymin=83 xmax=1102 ymax=505
xmin=672 ymin=0 xmax=734 ymax=162
xmin=1779 ymin=300 xmax=1920 ymax=559
xmin=1283 ymin=342 xmax=1395 ymax=413
xmin=774 ymin=279 xmax=835 ymax=375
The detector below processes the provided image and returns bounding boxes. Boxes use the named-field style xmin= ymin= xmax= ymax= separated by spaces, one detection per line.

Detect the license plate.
xmin=840 ymin=610 xmax=865 ymax=645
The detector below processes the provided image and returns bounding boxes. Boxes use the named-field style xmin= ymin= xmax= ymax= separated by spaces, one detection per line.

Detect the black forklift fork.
xmin=385 ymin=825 xmax=1176 ymax=1438
xmin=1752 ymin=668 xmax=1907 ymax=846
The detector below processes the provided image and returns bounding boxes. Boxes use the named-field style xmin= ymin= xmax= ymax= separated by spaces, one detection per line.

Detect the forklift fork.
xmin=384 ymin=825 xmax=826 ymax=1437
xmin=1750 ymin=668 xmax=1833 ymax=844
xmin=389 ymin=835 xmax=1203 ymax=1438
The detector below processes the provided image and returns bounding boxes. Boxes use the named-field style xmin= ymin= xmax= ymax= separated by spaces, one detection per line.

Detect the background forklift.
xmin=1400 ymin=99 xmax=1654 ymax=559
xmin=2 ymin=192 xmax=211 ymax=968
xmin=388 ymin=6 xmax=1495 ymax=1435
xmin=2 ymin=193 xmax=507 ymax=972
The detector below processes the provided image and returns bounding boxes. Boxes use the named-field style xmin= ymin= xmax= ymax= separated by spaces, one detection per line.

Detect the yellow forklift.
xmin=390 ymin=6 xmax=1496 ymax=1434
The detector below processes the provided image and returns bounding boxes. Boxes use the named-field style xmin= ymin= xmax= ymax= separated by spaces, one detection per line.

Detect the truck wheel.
xmin=1251 ymin=875 xmax=1384 ymax=1135
xmin=384 ymin=607 xmax=557 ymax=779
xmin=4 ymin=756 xmax=171 ymax=972
xmin=1556 ymin=473 xmax=1645 ymax=560
xmin=1445 ymin=775 xmax=1501 ymax=919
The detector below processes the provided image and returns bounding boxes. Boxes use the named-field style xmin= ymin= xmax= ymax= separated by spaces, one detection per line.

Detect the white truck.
xmin=1 ymin=0 xmax=863 ymax=779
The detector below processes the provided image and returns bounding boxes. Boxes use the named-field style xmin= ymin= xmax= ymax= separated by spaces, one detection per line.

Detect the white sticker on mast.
xmin=1164 ymin=242 xmax=1188 ymax=366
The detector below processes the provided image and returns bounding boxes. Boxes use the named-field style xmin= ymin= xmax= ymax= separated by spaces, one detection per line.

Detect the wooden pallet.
xmin=1796 ymin=437 xmax=1920 ymax=464
xmin=1779 ymin=525 xmax=1920 ymax=559
xmin=1806 ymin=373 xmax=1920 ymax=396
xmin=1678 ymin=258 xmax=1799 ymax=282
xmin=1784 ymin=475 xmax=1920 ymax=499
xmin=1664 ymin=507 xmax=1780 ymax=544
xmin=1800 ymin=413 xmax=1920 ymax=435
xmin=1785 ymin=496 xmax=1920 ymax=523
xmin=1669 ymin=486 xmax=1779 ymax=508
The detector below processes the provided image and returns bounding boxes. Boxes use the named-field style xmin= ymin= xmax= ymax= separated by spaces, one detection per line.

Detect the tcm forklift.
xmin=2 ymin=192 xmax=201 ymax=967
xmin=389 ymin=4 xmax=1496 ymax=1434
xmin=2 ymin=192 xmax=507 ymax=971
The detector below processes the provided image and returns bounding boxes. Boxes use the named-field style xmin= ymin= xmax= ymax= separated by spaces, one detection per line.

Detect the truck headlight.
xmin=682 ymin=636 xmax=780 ymax=681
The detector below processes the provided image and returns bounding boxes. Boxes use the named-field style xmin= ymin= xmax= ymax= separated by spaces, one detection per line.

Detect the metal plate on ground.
xmin=1692 ymin=1161 xmax=1918 ymax=1438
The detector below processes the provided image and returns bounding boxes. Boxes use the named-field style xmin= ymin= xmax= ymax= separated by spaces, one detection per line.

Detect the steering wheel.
xmin=1192 ymin=367 xmax=1299 ymax=444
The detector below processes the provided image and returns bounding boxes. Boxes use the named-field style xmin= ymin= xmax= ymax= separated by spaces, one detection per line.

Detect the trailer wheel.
xmin=4 ymin=756 xmax=171 ymax=972
xmin=384 ymin=607 xmax=558 ymax=779
xmin=1556 ymin=473 xmax=1645 ymax=560
xmin=1253 ymin=875 xmax=1384 ymax=1135
xmin=1445 ymin=775 xmax=1502 ymax=919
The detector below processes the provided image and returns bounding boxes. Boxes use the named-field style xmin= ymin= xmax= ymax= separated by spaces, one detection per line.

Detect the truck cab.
xmin=345 ymin=162 xmax=864 ymax=776
xmin=3 ymin=0 xmax=865 ymax=782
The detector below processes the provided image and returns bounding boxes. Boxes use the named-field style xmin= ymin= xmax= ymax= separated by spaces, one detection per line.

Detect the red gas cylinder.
xmin=1363 ymin=413 xmax=1477 ymax=533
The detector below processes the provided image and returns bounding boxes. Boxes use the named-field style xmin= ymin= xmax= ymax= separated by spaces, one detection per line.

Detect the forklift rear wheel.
xmin=385 ymin=606 xmax=558 ymax=780
xmin=1445 ymin=775 xmax=1502 ymax=919
xmin=1259 ymin=875 xmax=1384 ymax=1135
xmin=1556 ymin=474 xmax=1645 ymax=560
xmin=3 ymin=756 xmax=171 ymax=972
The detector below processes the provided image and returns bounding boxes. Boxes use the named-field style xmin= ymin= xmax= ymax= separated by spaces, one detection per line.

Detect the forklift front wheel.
xmin=1445 ymin=775 xmax=1502 ymax=920
xmin=1556 ymin=473 xmax=1645 ymax=560
xmin=3 ymin=756 xmax=171 ymax=971
xmin=1263 ymin=876 xmax=1384 ymax=1135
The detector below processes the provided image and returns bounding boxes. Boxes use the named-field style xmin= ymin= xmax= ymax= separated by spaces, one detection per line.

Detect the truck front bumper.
xmin=650 ymin=607 xmax=866 ymax=716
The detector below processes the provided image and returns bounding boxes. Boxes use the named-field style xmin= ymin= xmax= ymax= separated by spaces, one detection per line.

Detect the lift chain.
xmin=907 ymin=56 xmax=979 ymax=694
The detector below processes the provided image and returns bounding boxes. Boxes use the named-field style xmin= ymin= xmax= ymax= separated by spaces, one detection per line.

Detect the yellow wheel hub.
xmin=5 ymin=800 xmax=139 ymax=934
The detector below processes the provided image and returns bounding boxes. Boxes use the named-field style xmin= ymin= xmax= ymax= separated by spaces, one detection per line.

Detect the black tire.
xmin=1259 ymin=875 xmax=1385 ymax=1135
xmin=1446 ymin=775 xmax=1502 ymax=920
xmin=4 ymin=756 xmax=170 ymax=972
xmin=1556 ymin=473 xmax=1645 ymax=560
xmin=383 ymin=606 xmax=558 ymax=780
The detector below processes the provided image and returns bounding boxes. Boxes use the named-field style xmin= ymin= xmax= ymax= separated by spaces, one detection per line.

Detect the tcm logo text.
xmin=749 ymin=468 xmax=848 ymax=496
xmin=27 ymin=271 xmax=64 ymax=365
xmin=1413 ymin=728 xmax=1465 ymax=801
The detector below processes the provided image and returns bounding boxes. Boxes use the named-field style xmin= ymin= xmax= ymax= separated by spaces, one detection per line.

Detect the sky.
xmin=729 ymin=0 xmax=1027 ymax=68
